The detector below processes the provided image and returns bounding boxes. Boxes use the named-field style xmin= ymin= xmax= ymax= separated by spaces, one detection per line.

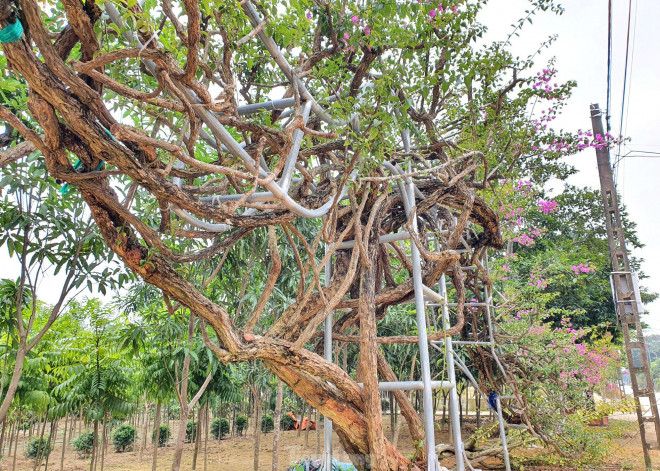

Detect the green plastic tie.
xmin=59 ymin=126 xmax=112 ymax=194
xmin=0 ymin=21 xmax=24 ymax=44
xmin=59 ymin=159 xmax=105 ymax=195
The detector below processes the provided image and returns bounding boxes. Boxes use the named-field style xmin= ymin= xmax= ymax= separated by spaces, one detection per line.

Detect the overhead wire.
xmin=606 ymin=0 xmax=613 ymax=133
xmin=614 ymin=0 xmax=634 ymax=178
xmin=614 ymin=0 xmax=638 ymax=199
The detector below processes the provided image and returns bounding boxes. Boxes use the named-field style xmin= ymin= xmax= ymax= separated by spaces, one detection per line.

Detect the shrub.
xmin=261 ymin=414 xmax=274 ymax=433
xmin=235 ymin=415 xmax=248 ymax=436
xmin=152 ymin=425 xmax=170 ymax=447
xmin=280 ymin=413 xmax=296 ymax=431
xmin=211 ymin=417 xmax=230 ymax=439
xmin=112 ymin=424 xmax=136 ymax=452
xmin=186 ymin=420 xmax=197 ymax=442
xmin=73 ymin=430 xmax=95 ymax=457
xmin=25 ymin=437 xmax=53 ymax=460
xmin=381 ymin=398 xmax=390 ymax=411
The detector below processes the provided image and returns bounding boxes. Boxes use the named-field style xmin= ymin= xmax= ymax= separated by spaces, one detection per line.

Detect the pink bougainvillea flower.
xmin=429 ymin=9 xmax=437 ymax=18
xmin=306 ymin=11 xmax=312 ymax=20
xmin=351 ymin=15 xmax=359 ymax=24
xmin=364 ymin=26 xmax=371 ymax=36
xmin=344 ymin=32 xmax=350 ymax=40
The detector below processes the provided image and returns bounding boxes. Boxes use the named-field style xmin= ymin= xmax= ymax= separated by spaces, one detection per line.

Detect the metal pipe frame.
xmin=495 ymin=396 xmax=512 ymax=471
xmin=105 ymin=7 xmax=525 ymax=469
xmin=357 ymin=381 xmax=453 ymax=392
xmin=323 ymin=252 xmax=333 ymax=470
xmin=105 ymin=4 xmax=354 ymax=234
xmin=438 ymin=274 xmax=465 ymax=471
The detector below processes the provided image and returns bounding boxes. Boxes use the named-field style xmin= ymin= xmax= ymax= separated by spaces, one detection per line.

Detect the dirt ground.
xmin=1 ymin=414 xmax=657 ymax=471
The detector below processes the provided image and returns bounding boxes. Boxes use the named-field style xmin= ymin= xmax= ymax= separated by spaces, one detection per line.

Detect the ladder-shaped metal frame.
xmin=428 ymin=241 xmax=518 ymax=471
xmin=322 ymin=194 xmax=521 ymax=471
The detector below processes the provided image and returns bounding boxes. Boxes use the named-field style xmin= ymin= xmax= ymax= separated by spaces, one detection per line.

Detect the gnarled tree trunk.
xmin=0 ymin=0 xmax=505 ymax=468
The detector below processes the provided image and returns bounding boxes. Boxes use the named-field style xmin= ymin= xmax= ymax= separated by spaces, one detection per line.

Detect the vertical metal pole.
xmin=495 ymin=396 xmax=511 ymax=471
xmin=481 ymin=256 xmax=513 ymax=468
xmin=406 ymin=178 xmax=440 ymax=471
xmin=439 ymin=275 xmax=465 ymax=471
xmin=323 ymin=253 xmax=333 ymax=470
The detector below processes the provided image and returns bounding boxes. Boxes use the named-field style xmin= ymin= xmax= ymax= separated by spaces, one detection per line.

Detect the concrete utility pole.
xmin=590 ymin=104 xmax=660 ymax=470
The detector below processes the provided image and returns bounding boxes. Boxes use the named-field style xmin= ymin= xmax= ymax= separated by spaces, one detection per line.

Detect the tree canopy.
xmin=0 ymin=0 xmax=643 ymax=469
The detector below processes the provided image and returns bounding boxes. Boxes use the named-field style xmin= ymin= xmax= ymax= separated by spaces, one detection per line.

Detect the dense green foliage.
xmin=25 ymin=437 xmax=53 ymax=460
xmin=261 ymin=414 xmax=274 ymax=433
xmin=152 ymin=425 xmax=171 ymax=447
xmin=72 ymin=430 xmax=95 ymax=457
xmin=211 ymin=417 xmax=230 ymax=439
xmin=185 ymin=420 xmax=197 ymax=443
xmin=235 ymin=415 xmax=248 ymax=436
xmin=112 ymin=423 xmax=137 ymax=452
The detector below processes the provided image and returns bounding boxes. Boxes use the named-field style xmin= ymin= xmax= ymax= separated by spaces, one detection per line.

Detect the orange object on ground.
xmin=286 ymin=411 xmax=316 ymax=430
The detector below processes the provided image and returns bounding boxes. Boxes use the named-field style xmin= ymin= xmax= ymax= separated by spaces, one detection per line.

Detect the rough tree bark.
xmin=151 ymin=402 xmax=161 ymax=471
xmin=59 ymin=414 xmax=68 ymax=471
xmin=272 ymin=379 xmax=284 ymax=471
xmin=0 ymin=0 xmax=507 ymax=468
xmin=248 ymin=383 xmax=263 ymax=471
xmin=355 ymin=196 xmax=390 ymax=471
xmin=138 ymin=399 xmax=149 ymax=463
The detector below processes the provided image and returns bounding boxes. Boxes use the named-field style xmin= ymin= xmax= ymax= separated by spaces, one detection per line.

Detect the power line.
xmin=606 ymin=0 xmax=613 ymax=132
xmin=612 ymin=0 xmax=640 ymax=180
xmin=613 ymin=150 xmax=660 ymax=167
xmin=613 ymin=0 xmax=636 ymax=194
xmin=622 ymin=0 xmax=638 ymax=147
xmin=615 ymin=0 xmax=634 ymax=171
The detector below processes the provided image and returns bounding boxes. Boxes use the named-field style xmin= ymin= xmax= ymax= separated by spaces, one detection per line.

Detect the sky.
xmin=2 ymin=0 xmax=660 ymax=329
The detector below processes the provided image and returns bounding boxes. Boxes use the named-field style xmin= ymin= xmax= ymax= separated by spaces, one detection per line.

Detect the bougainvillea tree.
xmin=0 ymin=0 xmax=630 ymax=468
xmin=478 ymin=179 xmax=635 ymax=464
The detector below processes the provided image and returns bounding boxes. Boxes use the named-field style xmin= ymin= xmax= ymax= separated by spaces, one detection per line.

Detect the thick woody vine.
xmin=0 ymin=0 xmax=619 ymax=469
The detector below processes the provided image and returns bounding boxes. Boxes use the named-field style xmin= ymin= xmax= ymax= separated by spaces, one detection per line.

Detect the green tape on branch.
xmin=0 ymin=21 xmax=24 ymax=44
xmin=59 ymin=159 xmax=105 ymax=195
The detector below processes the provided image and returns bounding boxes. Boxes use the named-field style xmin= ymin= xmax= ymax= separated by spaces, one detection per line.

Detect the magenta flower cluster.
xmin=558 ymin=342 xmax=612 ymax=387
xmin=514 ymin=180 xmax=532 ymax=193
xmin=537 ymin=199 xmax=557 ymax=214
xmin=466 ymin=297 xmax=479 ymax=314
xmin=529 ymin=269 xmax=547 ymax=289
xmin=514 ymin=309 xmax=534 ymax=320
xmin=512 ymin=227 xmax=543 ymax=247
xmin=427 ymin=2 xmax=459 ymax=19
xmin=532 ymin=68 xmax=557 ymax=99
xmin=512 ymin=315 xmax=618 ymax=390
xmin=500 ymin=203 xmax=525 ymax=220
xmin=341 ymin=15 xmax=371 ymax=50
xmin=532 ymin=131 xmax=623 ymax=155
xmin=571 ymin=263 xmax=595 ymax=275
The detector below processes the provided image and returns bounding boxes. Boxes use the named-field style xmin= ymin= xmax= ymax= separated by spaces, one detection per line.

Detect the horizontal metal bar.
xmin=421 ymin=285 xmax=444 ymax=303
xmin=237 ymin=98 xmax=296 ymax=115
xmin=427 ymin=302 xmax=493 ymax=308
xmin=499 ymin=395 xmax=516 ymax=400
xmin=336 ymin=230 xmax=475 ymax=250
xmin=357 ymin=381 xmax=454 ymax=392
xmin=449 ymin=340 xmax=493 ymax=346
xmin=336 ymin=231 xmax=411 ymax=249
